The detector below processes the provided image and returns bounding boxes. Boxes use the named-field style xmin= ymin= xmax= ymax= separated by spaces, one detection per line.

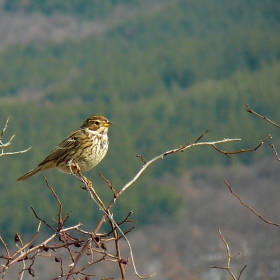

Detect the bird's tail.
xmin=17 ymin=166 xmax=43 ymax=181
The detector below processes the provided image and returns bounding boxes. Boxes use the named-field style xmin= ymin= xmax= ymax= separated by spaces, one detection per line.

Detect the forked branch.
xmin=246 ymin=104 xmax=280 ymax=160
xmin=0 ymin=117 xmax=31 ymax=158
xmin=120 ymin=133 xmax=271 ymax=195
xmin=212 ymin=134 xmax=271 ymax=157
xmin=68 ymin=131 xmax=268 ymax=279
xmin=211 ymin=228 xmax=246 ymax=280
xmin=0 ymin=128 xmax=269 ymax=280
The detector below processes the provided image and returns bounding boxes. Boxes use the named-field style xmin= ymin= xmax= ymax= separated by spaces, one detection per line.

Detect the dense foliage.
xmin=4 ymin=0 xmax=143 ymax=18
xmin=0 ymin=0 xmax=280 ymax=238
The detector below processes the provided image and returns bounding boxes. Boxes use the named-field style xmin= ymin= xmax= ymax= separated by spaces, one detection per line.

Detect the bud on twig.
xmin=14 ymin=233 xmax=20 ymax=243
xmin=28 ymin=267 xmax=35 ymax=277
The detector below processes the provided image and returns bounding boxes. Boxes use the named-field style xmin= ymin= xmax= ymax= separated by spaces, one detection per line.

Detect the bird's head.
xmin=81 ymin=115 xmax=112 ymax=132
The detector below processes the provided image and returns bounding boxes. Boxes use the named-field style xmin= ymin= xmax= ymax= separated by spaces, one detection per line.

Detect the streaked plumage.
xmin=17 ymin=115 xmax=112 ymax=181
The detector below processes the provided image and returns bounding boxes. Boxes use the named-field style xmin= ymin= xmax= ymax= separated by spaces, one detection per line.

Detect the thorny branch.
xmin=211 ymin=228 xmax=247 ymax=280
xmin=0 ymin=117 xmax=31 ymax=158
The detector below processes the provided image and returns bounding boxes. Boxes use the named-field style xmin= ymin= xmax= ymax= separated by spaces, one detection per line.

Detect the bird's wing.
xmin=38 ymin=130 xmax=81 ymax=166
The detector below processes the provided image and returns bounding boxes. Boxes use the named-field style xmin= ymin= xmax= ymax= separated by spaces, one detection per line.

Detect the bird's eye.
xmin=94 ymin=121 xmax=100 ymax=125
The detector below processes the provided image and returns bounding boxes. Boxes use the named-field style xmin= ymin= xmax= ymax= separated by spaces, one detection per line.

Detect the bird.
xmin=17 ymin=115 xmax=112 ymax=181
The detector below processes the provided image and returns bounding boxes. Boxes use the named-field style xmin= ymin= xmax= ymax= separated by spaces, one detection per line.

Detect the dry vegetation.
xmin=1 ymin=157 xmax=280 ymax=280
xmin=1 ymin=105 xmax=280 ymax=279
xmin=0 ymin=1 xmax=279 ymax=278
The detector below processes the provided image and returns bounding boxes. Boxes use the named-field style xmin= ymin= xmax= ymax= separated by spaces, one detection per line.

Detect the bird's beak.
xmin=104 ymin=121 xmax=113 ymax=127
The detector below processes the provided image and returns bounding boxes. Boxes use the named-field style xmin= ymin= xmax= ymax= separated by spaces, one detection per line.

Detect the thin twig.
xmin=238 ymin=265 xmax=248 ymax=280
xmin=195 ymin=129 xmax=209 ymax=143
xmin=0 ymin=236 xmax=10 ymax=259
xmin=15 ymin=233 xmax=26 ymax=280
xmin=0 ymin=147 xmax=32 ymax=157
xmin=212 ymin=134 xmax=271 ymax=156
xmin=224 ymin=181 xmax=280 ymax=227
xmin=1 ymin=224 xmax=82 ymax=271
xmin=99 ymin=173 xmax=117 ymax=196
xmin=211 ymin=228 xmax=246 ymax=280
xmin=119 ymin=138 xmax=242 ymax=196
xmin=42 ymin=176 xmax=70 ymax=229
xmin=136 ymin=154 xmax=147 ymax=164
xmin=11 ymin=222 xmax=42 ymax=259
xmin=0 ymin=117 xmax=10 ymax=136
xmin=246 ymin=104 xmax=280 ymax=162
xmin=246 ymin=104 xmax=280 ymax=128
xmin=270 ymin=143 xmax=280 ymax=161
xmin=0 ymin=117 xmax=31 ymax=157
xmin=31 ymin=207 xmax=57 ymax=232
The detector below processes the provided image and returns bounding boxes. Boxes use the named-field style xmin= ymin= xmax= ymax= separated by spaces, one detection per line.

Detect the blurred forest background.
xmin=0 ymin=0 xmax=280 ymax=279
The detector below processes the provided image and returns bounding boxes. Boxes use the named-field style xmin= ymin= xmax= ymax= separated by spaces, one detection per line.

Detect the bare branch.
xmin=195 ymin=129 xmax=209 ymax=143
xmin=224 ymin=181 xmax=280 ymax=227
xmin=212 ymin=134 xmax=271 ymax=156
xmin=238 ymin=265 xmax=248 ymax=280
xmin=136 ymin=154 xmax=147 ymax=164
xmin=246 ymin=104 xmax=280 ymax=128
xmin=42 ymin=175 xmax=71 ymax=229
xmin=99 ymin=172 xmax=117 ymax=196
xmin=31 ymin=207 xmax=57 ymax=232
xmin=246 ymin=104 xmax=280 ymax=162
xmin=0 ymin=117 xmax=31 ymax=158
xmin=69 ymin=134 xmax=258 ymax=279
xmin=119 ymin=138 xmax=242 ymax=196
xmin=0 ymin=222 xmax=82 ymax=276
xmin=1 ymin=127 xmax=268 ymax=279
xmin=0 ymin=147 xmax=32 ymax=157
xmin=0 ymin=235 xmax=10 ymax=259
xmin=0 ymin=117 xmax=10 ymax=139
xmin=109 ymin=217 xmax=126 ymax=279
xmin=11 ymin=222 xmax=42 ymax=259
xmin=270 ymin=143 xmax=280 ymax=161
xmin=211 ymin=228 xmax=246 ymax=280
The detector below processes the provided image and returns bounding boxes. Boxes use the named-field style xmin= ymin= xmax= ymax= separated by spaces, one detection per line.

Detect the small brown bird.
xmin=17 ymin=115 xmax=112 ymax=181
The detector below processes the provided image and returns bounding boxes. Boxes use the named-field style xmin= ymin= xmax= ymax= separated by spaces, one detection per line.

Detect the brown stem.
xmin=225 ymin=181 xmax=280 ymax=227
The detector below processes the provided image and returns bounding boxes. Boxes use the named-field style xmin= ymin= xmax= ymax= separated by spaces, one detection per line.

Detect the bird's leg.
xmin=67 ymin=160 xmax=84 ymax=184
xmin=80 ymin=174 xmax=93 ymax=189
xmin=67 ymin=161 xmax=105 ymax=210
xmin=67 ymin=160 xmax=93 ymax=190
xmin=70 ymin=162 xmax=81 ymax=174
xmin=72 ymin=162 xmax=93 ymax=189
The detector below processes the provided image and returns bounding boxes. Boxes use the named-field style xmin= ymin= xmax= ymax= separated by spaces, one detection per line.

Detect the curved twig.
xmin=224 ymin=181 xmax=280 ymax=227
